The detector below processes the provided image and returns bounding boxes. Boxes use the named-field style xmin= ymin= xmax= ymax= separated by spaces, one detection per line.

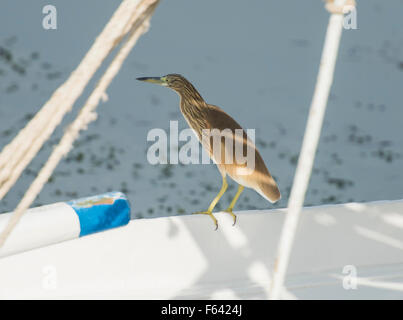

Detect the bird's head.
xmin=137 ymin=74 xmax=193 ymax=93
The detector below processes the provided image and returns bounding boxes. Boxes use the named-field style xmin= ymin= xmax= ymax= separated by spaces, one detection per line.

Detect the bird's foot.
xmin=223 ymin=208 xmax=237 ymax=226
xmin=192 ymin=211 xmax=218 ymax=230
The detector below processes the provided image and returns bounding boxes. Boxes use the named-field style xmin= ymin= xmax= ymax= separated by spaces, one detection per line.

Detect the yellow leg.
xmin=224 ymin=184 xmax=244 ymax=226
xmin=193 ymin=176 xmax=228 ymax=230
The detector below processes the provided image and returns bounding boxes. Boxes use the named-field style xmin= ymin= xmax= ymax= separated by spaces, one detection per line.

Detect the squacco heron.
xmin=137 ymin=74 xmax=280 ymax=229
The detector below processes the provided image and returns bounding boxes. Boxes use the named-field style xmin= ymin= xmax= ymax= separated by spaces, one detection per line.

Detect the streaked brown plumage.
xmin=137 ymin=74 xmax=280 ymax=229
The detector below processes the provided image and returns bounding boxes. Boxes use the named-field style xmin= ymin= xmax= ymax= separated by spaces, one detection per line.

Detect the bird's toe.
xmin=223 ymin=208 xmax=237 ymax=226
xmin=193 ymin=210 xmax=218 ymax=230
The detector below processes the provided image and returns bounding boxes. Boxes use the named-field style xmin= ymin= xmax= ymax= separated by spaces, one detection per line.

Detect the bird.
xmin=137 ymin=74 xmax=280 ymax=229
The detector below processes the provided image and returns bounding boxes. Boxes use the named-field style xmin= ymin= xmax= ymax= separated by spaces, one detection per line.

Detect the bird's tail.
xmin=257 ymin=178 xmax=281 ymax=203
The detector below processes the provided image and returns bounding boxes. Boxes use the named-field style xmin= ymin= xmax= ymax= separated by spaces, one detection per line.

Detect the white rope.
xmin=269 ymin=0 xmax=348 ymax=299
xmin=0 ymin=0 xmax=159 ymax=247
xmin=0 ymin=0 xmax=157 ymax=200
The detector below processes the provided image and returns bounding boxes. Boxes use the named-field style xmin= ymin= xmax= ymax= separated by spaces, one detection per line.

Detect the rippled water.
xmin=0 ymin=1 xmax=402 ymax=219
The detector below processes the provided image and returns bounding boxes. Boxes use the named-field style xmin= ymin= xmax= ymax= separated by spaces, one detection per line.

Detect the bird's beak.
xmin=136 ymin=76 xmax=167 ymax=86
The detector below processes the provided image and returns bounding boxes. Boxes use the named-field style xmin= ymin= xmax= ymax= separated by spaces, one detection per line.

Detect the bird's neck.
xmin=176 ymin=82 xmax=205 ymax=107
xmin=177 ymin=85 xmax=209 ymax=135
xmin=177 ymin=83 xmax=207 ymax=117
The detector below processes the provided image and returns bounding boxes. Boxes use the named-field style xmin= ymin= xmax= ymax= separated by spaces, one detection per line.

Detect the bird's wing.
xmin=204 ymin=104 xmax=281 ymax=203
xmin=204 ymin=104 xmax=243 ymax=131
xmin=201 ymin=104 xmax=245 ymax=163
